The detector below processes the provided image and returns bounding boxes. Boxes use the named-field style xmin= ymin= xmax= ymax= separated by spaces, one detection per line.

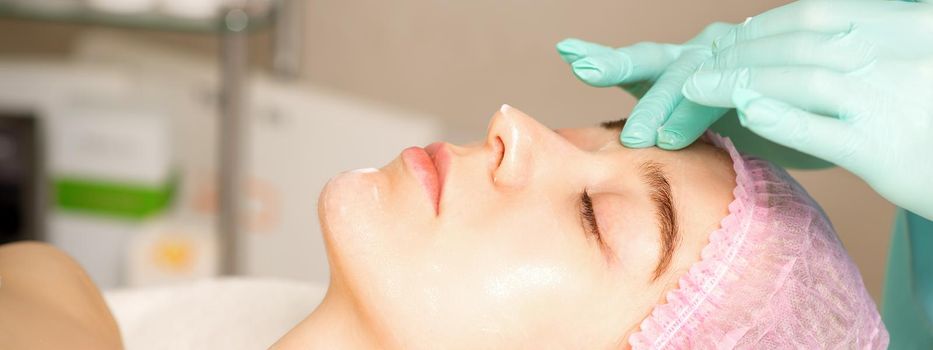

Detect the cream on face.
xmin=315 ymin=105 xmax=736 ymax=349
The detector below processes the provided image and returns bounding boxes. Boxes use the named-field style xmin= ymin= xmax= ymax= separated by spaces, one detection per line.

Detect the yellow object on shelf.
xmin=128 ymin=220 xmax=218 ymax=287
xmin=153 ymin=237 xmax=195 ymax=273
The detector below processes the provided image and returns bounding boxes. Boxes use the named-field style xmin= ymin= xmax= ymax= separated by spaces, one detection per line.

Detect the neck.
xmin=271 ymin=284 xmax=380 ymax=349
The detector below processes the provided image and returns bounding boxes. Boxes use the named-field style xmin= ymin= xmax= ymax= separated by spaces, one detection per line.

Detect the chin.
xmin=317 ymin=168 xmax=387 ymax=259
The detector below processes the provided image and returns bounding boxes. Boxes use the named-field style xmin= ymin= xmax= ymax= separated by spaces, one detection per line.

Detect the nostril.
xmin=494 ymin=136 xmax=505 ymax=169
xmin=487 ymin=104 xmax=537 ymax=189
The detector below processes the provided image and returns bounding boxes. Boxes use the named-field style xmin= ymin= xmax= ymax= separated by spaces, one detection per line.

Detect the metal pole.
xmin=272 ymin=0 xmax=303 ymax=78
xmin=218 ymin=8 xmax=249 ymax=275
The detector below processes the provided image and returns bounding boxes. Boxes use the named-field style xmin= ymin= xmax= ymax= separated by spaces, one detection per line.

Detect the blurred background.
xmin=0 ymin=0 xmax=892 ymax=303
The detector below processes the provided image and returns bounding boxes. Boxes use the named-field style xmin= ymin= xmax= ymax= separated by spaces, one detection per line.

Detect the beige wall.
xmin=0 ymin=0 xmax=894 ymax=302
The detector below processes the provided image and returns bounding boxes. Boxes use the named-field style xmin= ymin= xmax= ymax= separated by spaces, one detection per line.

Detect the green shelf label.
xmin=54 ymin=177 xmax=175 ymax=220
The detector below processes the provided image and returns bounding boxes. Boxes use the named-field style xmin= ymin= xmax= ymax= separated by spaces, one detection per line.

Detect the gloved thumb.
xmin=731 ymin=88 xmax=858 ymax=169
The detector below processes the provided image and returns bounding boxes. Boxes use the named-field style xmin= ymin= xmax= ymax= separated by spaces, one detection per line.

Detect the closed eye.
xmin=580 ymin=189 xmax=603 ymax=244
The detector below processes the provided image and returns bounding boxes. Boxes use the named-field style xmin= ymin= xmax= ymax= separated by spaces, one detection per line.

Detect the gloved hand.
xmin=556 ymin=23 xmax=831 ymax=169
xmin=556 ymin=22 xmax=733 ymax=150
xmin=680 ymin=0 xmax=933 ymax=220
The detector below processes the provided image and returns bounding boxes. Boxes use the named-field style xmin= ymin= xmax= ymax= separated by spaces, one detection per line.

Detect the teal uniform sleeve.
xmin=883 ymin=208 xmax=933 ymax=349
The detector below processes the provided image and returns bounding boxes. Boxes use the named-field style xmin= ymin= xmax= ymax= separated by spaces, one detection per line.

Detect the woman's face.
xmin=318 ymin=105 xmax=735 ymax=348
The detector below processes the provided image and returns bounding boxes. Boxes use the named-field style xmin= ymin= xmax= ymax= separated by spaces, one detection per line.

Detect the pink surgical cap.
xmin=628 ymin=133 xmax=888 ymax=349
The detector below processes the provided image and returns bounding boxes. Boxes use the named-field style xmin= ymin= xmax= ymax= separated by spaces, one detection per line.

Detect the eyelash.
xmin=580 ymin=189 xmax=603 ymax=242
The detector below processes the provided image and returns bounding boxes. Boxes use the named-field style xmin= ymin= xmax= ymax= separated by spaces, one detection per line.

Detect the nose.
xmin=485 ymin=104 xmax=565 ymax=190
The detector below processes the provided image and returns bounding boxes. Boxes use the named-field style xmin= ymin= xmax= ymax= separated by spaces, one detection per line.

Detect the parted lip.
xmin=401 ymin=142 xmax=450 ymax=215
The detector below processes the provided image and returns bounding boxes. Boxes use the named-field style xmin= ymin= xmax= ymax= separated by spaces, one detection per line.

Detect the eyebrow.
xmin=600 ymin=119 xmax=627 ymax=130
xmin=600 ymin=119 xmax=679 ymax=281
xmin=639 ymin=161 xmax=679 ymax=281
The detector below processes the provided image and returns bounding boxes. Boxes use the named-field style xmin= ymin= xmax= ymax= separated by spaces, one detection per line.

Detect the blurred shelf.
xmin=0 ymin=1 xmax=276 ymax=33
xmin=0 ymin=0 xmax=301 ymax=275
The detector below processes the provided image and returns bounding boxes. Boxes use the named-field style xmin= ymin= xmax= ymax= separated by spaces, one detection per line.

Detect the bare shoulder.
xmin=0 ymin=241 xmax=123 ymax=350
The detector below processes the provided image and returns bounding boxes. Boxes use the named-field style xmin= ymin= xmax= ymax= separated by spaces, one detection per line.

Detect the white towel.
xmin=104 ymin=278 xmax=326 ymax=350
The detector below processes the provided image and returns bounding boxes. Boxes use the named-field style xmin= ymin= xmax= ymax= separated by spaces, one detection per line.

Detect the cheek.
xmin=399 ymin=206 xmax=617 ymax=338
xmin=435 ymin=206 xmax=589 ymax=298
xmin=435 ymin=190 xmax=606 ymax=302
xmin=426 ymin=230 xmax=636 ymax=347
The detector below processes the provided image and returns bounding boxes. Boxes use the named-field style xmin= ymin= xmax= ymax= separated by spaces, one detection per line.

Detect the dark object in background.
xmin=0 ymin=113 xmax=43 ymax=244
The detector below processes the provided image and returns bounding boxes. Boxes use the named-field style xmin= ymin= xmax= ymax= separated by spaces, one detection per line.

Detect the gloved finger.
xmin=712 ymin=0 xmax=913 ymax=51
xmin=656 ymin=101 xmax=729 ymax=150
xmin=712 ymin=30 xmax=876 ymax=72
xmin=620 ymin=48 xmax=711 ymax=147
xmin=569 ymin=42 xmax=683 ymax=88
xmin=709 ymin=110 xmax=835 ymax=170
xmin=731 ymin=88 xmax=860 ymax=170
xmin=556 ymin=38 xmax=615 ymax=63
xmin=685 ymin=22 xmax=735 ymax=46
xmin=683 ymin=66 xmax=869 ymax=119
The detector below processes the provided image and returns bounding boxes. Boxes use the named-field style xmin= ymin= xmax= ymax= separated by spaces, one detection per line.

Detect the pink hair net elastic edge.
xmin=626 ymin=133 xmax=888 ymax=349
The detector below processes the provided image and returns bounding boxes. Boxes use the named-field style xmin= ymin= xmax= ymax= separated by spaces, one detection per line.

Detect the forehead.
xmin=555 ymin=126 xmax=618 ymax=152
xmin=555 ymin=126 xmax=719 ymax=164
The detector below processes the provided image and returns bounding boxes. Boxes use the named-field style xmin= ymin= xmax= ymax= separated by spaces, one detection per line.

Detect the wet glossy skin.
xmin=277 ymin=105 xmax=735 ymax=349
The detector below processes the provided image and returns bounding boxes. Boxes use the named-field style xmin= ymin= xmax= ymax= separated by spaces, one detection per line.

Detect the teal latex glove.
xmin=681 ymin=0 xmax=933 ymax=220
xmin=556 ymin=22 xmax=733 ymax=150
xmin=556 ymin=25 xmax=832 ymax=169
